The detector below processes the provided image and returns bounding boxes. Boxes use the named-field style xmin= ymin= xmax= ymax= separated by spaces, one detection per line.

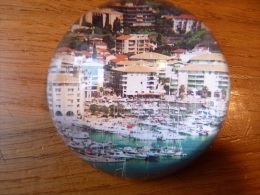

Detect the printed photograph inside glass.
xmin=47 ymin=0 xmax=230 ymax=180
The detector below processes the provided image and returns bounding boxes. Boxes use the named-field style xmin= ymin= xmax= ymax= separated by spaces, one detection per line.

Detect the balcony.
xmin=147 ymin=82 xmax=155 ymax=86
xmin=188 ymin=81 xmax=204 ymax=85
xmin=188 ymin=75 xmax=204 ymax=80
xmin=218 ymin=81 xmax=229 ymax=87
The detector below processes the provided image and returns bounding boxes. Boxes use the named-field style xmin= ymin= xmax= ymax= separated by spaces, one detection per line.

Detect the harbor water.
xmin=83 ymin=127 xmax=218 ymax=180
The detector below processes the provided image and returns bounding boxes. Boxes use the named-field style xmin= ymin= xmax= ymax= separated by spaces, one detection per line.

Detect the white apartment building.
xmin=129 ymin=52 xmax=172 ymax=80
xmin=177 ymin=63 xmax=230 ymax=100
xmin=176 ymin=53 xmax=230 ymax=100
xmin=47 ymin=72 xmax=85 ymax=122
xmin=188 ymin=53 xmax=227 ymax=64
xmin=116 ymin=34 xmax=150 ymax=54
xmin=80 ymin=8 xmax=123 ymax=28
xmin=111 ymin=66 xmax=161 ymax=97
xmin=50 ymin=51 xmax=105 ymax=100
xmin=80 ymin=58 xmax=104 ymax=100
xmin=173 ymin=14 xmax=200 ymax=34
xmin=162 ymin=14 xmax=206 ymax=34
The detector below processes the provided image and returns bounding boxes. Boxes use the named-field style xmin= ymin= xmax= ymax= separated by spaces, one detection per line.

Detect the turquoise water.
xmin=78 ymin=102 xmax=221 ymax=180
xmin=82 ymin=127 xmax=218 ymax=180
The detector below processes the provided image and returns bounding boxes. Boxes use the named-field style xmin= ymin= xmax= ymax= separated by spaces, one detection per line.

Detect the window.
xmin=66 ymin=111 xmax=74 ymax=117
xmin=67 ymin=99 xmax=73 ymax=103
xmin=55 ymin=111 xmax=62 ymax=116
xmin=214 ymin=91 xmax=220 ymax=98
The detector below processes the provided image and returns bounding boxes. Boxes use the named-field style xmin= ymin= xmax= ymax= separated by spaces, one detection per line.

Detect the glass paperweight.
xmin=47 ymin=0 xmax=230 ymax=180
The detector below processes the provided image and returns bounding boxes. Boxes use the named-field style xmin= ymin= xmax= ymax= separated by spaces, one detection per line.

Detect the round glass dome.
xmin=47 ymin=0 xmax=230 ymax=180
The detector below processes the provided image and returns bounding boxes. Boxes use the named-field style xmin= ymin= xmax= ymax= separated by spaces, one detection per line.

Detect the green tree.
xmin=109 ymin=105 xmax=116 ymax=116
xmin=92 ymin=43 xmax=97 ymax=59
xmin=58 ymin=35 xmax=82 ymax=49
xmin=156 ymin=34 xmax=163 ymax=47
xmin=117 ymin=104 xmax=125 ymax=114
xmin=155 ymin=18 xmax=173 ymax=36
xmin=174 ymin=30 xmax=217 ymax=50
xmin=99 ymin=87 xmax=104 ymax=96
xmin=179 ymin=84 xmax=186 ymax=99
xmin=80 ymin=38 xmax=91 ymax=51
xmin=94 ymin=27 xmax=102 ymax=34
xmin=104 ymin=15 xmax=112 ymax=34
xmin=90 ymin=104 xmax=99 ymax=115
xmin=155 ymin=45 xmax=172 ymax=56
xmin=113 ymin=17 xmax=122 ymax=34
xmin=123 ymin=27 xmax=131 ymax=35
xmin=100 ymin=105 xmax=109 ymax=114
xmin=103 ymin=35 xmax=115 ymax=50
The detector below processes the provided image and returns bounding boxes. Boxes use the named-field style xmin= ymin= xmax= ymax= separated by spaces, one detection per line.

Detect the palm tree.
xmin=179 ymin=84 xmax=186 ymax=99
xmin=201 ymin=86 xmax=209 ymax=98
xmin=221 ymin=88 xmax=227 ymax=100
xmin=99 ymin=87 xmax=104 ymax=97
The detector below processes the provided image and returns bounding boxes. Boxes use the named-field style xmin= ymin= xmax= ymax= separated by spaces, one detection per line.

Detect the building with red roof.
xmin=116 ymin=34 xmax=150 ymax=55
xmin=110 ymin=54 xmax=129 ymax=64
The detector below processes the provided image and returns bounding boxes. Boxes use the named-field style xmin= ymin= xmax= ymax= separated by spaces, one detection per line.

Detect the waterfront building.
xmin=50 ymin=49 xmax=105 ymax=100
xmin=111 ymin=65 xmax=161 ymax=98
xmin=47 ymin=72 xmax=85 ymax=121
xmin=115 ymin=60 xmax=157 ymax=68
xmin=177 ymin=63 xmax=230 ymax=100
xmin=188 ymin=53 xmax=227 ymax=64
xmin=116 ymin=34 xmax=150 ymax=55
xmin=129 ymin=52 xmax=172 ymax=80
xmin=80 ymin=58 xmax=104 ymax=100
xmin=111 ymin=2 xmax=155 ymax=31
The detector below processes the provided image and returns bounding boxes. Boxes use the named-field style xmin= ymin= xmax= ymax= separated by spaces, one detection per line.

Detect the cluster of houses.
xmin=47 ymin=48 xmax=230 ymax=120
xmin=47 ymin=2 xmax=230 ymax=121
xmin=73 ymin=2 xmax=205 ymax=34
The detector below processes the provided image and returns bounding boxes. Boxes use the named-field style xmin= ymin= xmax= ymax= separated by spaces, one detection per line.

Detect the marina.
xmin=53 ymin=99 xmax=225 ymax=179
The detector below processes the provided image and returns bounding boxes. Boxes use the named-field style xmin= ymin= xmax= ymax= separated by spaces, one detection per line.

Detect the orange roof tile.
xmin=116 ymin=35 xmax=133 ymax=41
xmin=95 ymin=41 xmax=107 ymax=46
xmin=56 ymin=47 xmax=74 ymax=53
xmin=172 ymin=49 xmax=186 ymax=53
xmin=162 ymin=15 xmax=175 ymax=20
xmin=75 ymin=50 xmax=92 ymax=56
xmin=113 ymin=65 xmax=157 ymax=73
xmin=111 ymin=54 xmax=129 ymax=63
xmin=174 ymin=14 xmax=197 ymax=20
